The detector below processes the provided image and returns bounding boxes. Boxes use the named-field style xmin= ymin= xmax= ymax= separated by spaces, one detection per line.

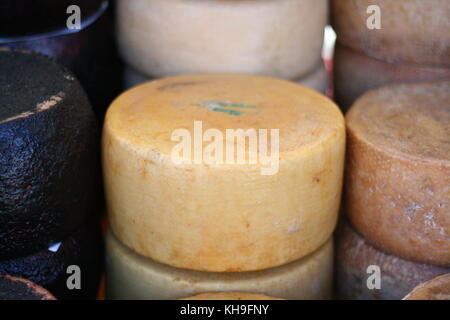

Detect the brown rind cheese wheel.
xmin=403 ymin=274 xmax=450 ymax=300
xmin=333 ymin=44 xmax=450 ymax=111
xmin=345 ymin=81 xmax=450 ymax=267
xmin=331 ymin=0 xmax=450 ymax=66
xmin=336 ymin=220 xmax=449 ymax=300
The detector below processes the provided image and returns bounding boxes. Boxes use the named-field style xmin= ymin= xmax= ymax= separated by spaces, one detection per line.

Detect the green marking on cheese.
xmin=192 ymin=102 xmax=261 ymax=116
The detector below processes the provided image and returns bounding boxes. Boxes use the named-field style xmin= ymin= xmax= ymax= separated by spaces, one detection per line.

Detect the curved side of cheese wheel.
xmin=333 ymin=44 xmax=450 ymax=111
xmin=117 ymin=0 xmax=327 ymax=79
xmin=0 ymin=274 xmax=56 ymax=300
xmin=0 ymin=49 xmax=100 ymax=260
xmin=105 ymin=229 xmax=333 ymax=300
xmin=103 ymin=74 xmax=345 ymax=271
xmin=336 ymin=220 xmax=450 ymax=300
xmin=181 ymin=292 xmax=282 ymax=300
xmin=123 ymin=62 xmax=328 ymax=94
xmin=403 ymin=274 xmax=450 ymax=300
xmin=331 ymin=0 xmax=450 ymax=66
xmin=345 ymin=82 xmax=450 ymax=267
xmin=0 ymin=220 xmax=104 ymax=300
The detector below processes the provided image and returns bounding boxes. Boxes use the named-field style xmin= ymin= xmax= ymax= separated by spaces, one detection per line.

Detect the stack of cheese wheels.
xmin=0 ymin=49 xmax=102 ymax=299
xmin=117 ymin=0 xmax=329 ymax=93
xmin=181 ymin=292 xmax=282 ymax=300
xmin=336 ymin=220 xmax=449 ymax=300
xmin=403 ymin=274 xmax=450 ymax=300
xmin=339 ymin=81 xmax=450 ymax=299
xmin=331 ymin=0 xmax=450 ymax=110
xmin=103 ymin=74 xmax=345 ymax=299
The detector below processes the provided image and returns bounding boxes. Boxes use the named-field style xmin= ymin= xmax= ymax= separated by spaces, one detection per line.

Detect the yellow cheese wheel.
xmin=346 ymin=81 xmax=450 ymax=267
xmin=117 ymin=0 xmax=327 ymax=79
xmin=333 ymin=44 xmax=450 ymax=111
xmin=123 ymin=63 xmax=328 ymax=94
xmin=103 ymin=74 xmax=345 ymax=271
xmin=403 ymin=274 xmax=450 ymax=300
xmin=331 ymin=0 xmax=450 ymax=66
xmin=181 ymin=292 xmax=282 ymax=300
xmin=336 ymin=220 xmax=450 ymax=300
xmin=105 ymin=229 xmax=333 ymax=300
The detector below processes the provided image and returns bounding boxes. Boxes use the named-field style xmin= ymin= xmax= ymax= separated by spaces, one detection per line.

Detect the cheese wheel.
xmin=334 ymin=44 xmax=450 ymax=111
xmin=117 ymin=0 xmax=327 ymax=79
xmin=403 ymin=274 xmax=450 ymax=300
xmin=181 ymin=292 xmax=282 ymax=300
xmin=123 ymin=63 xmax=328 ymax=94
xmin=0 ymin=2 xmax=120 ymax=121
xmin=0 ymin=48 xmax=100 ymax=260
xmin=346 ymin=81 xmax=450 ymax=267
xmin=0 ymin=274 xmax=56 ymax=300
xmin=0 ymin=220 xmax=103 ymax=300
xmin=105 ymin=229 xmax=333 ymax=300
xmin=336 ymin=220 xmax=450 ymax=300
xmin=103 ymin=74 xmax=345 ymax=271
xmin=331 ymin=0 xmax=450 ymax=66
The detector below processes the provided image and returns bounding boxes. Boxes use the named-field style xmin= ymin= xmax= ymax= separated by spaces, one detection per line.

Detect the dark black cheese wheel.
xmin=0 ymin=274 xmax=56 ymax=300
xmin=0 ymin=219 xmax=103 ymax=300
xmin=0 ymin=2 xmax=121 ymax=121
xmin=0 ymin=48 xmax=100 ymax=260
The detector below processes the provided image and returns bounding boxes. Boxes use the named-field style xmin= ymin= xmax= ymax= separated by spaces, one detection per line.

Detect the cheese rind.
xmin=336 ymin=220 xmax=449 ymax=300
xmin=181 ymin=292 xmax=282 ymax=300
xmin=105 ymin=229 xmax=333 ymax=300
xmin=331 ymin=0 xmax=450 ymax=66
xmin=0 ymin=48 xmax=99 ymax=260
xmin=117 ymin=0 xmax=327 ymax=79
xmin=123 ymin=63 xmax=328 ymax=94
xmin=345 ymin=82 xmax=450 ymax=267
xmin=333 ymin=44 xmax=450 ymax=111
xmin=0 ymin=274 xmax=56 ymax=300
xmin=103 ymin=74 xmax=345 ymax=271
xmin=403 ymin=274 xmax=450 ymax=300
xmin=0 ymin=220 xmax=103 ymax=300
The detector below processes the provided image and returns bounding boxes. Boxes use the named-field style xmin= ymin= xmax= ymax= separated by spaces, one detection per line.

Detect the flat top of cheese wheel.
xmin=403 ymin=274 xmax=450 ymax=300
xmin=346 ymin=81 xmax=450 ymax=163
xmin=181 ymin=292 xmax=282 ymax=300
xmin=0 ymin=48 xmax=77 ymax=124
xmin=105 ymin=74 xmax=343 ymax=158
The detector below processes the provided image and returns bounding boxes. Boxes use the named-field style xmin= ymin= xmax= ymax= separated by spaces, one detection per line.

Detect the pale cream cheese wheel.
xmin=181 ymin=292 xmax=282 ymax=300
xmin=331 ymin=0 xmax=450 ymax=66
xmin=346 ymin=81 xmax=450 ymax=267
xmin=117 ymin=0 xmax=327 ymax=79
xmin=123 ymin=63 xmax=328 ymax=94
xmin=105 ymin=229 xmax=333 ymax=300
xmin=403 ymin=274 xmax=450 ymax=300
xmin=103 ymin=74 xmax=345 ymax=271
xmin=336 ymin=220 xmax=450 ymax=300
